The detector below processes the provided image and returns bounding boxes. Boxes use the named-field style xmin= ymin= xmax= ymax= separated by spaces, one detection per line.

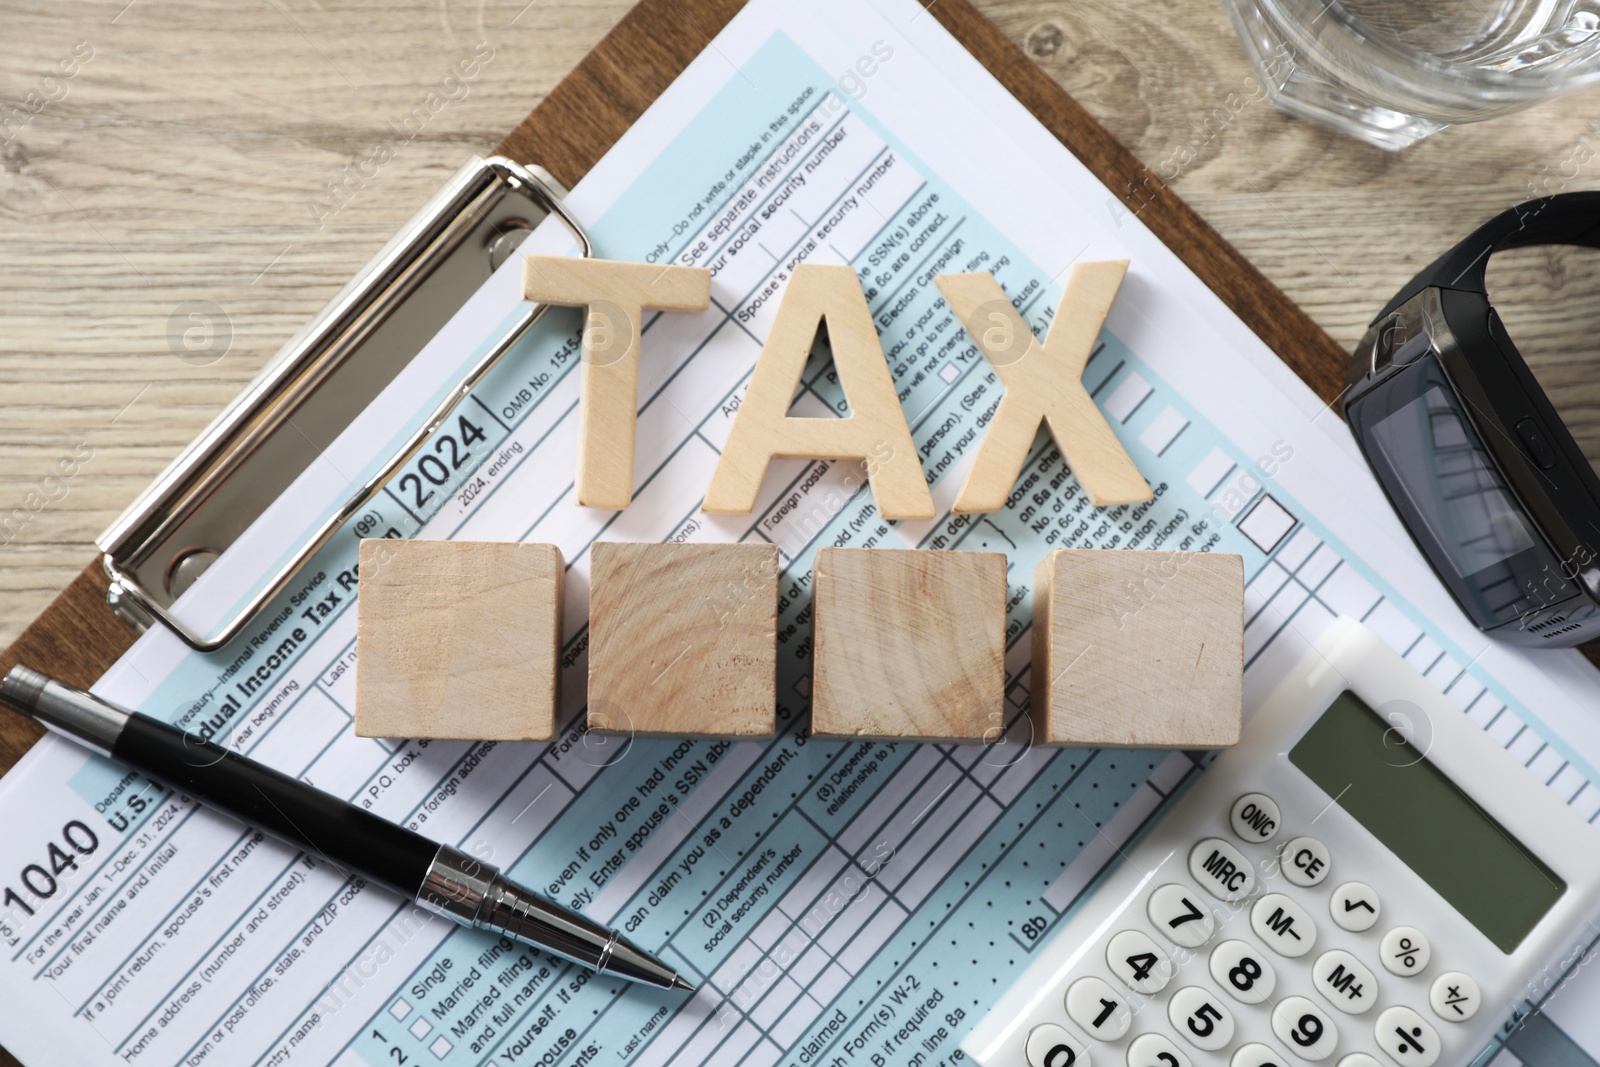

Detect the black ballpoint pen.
xmin=0 ymin=665 xmax=695 ymax=993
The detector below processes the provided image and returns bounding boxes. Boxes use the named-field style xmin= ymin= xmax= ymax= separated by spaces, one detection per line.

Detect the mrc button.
xmin=1189 ymin=837 xmax=1256 ymax=901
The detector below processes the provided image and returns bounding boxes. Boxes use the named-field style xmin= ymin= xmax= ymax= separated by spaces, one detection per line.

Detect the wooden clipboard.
xmin=0 ymin=3 xmax=1356 ymax=827
xmin=0 ymin=0 xmax=1364 ymax=780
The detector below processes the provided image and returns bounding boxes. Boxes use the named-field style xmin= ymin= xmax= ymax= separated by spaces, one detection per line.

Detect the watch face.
xmin=1349 ymin=355 xmax=1576 ymax=630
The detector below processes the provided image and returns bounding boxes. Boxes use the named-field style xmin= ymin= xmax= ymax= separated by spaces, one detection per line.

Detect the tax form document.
xmin=7 ymin=2 xmax=1600 ymax=1065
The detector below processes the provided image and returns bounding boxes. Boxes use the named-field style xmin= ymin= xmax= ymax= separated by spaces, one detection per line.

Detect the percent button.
xmin=1380 ymin=926 xmax=1430 ymax=977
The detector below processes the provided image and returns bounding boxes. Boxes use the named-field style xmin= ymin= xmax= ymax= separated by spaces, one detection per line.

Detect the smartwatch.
xmin=1343 ymin=192 xmax=1600 ymax=648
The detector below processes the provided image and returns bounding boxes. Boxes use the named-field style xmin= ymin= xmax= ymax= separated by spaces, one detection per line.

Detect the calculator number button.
xmin=1335 ymin=1056 xmax=1383 ymax=1067
xmin=1189 ymin=838 xmax=1256 ymax=901
xmin=1428 ymin=971 xmax=1479 ymax=1021
xmin=1106 ymin=929 xmax=1175 ymax=994
xmin=1282 ymin=835 xmax=1331 ymax=887
xmin=1126 ymin=1033 xmax=1191 ymax=1067
xmin=1168 ymin=986 xmax=1235 ymax=1052
xmin=1374 ymin=1006 xmax=1439 ymax=1067
xmin=1209 ymin=939 xmax=1276 ymax=1005
xmin=1251 ymin=893 xmax=1317 ymax=957
xmin=1026 ymin=1023 xmax=1090 ymax=1067
xmin=1313 ymin=950 xmax=1377 ymax=1014
xmin=1380 ymin=926 xmax=1430 ymax=977
xmin=1148 ymin=884 xmax=1216 ymax=947
xmin=1232 ymin=1043 xmax=1289 ymax=1067
xmin=1066 ymin=976 xmax=1131 ymax=1041
xmin=1329 ymin=881 xmax=1381 ymax=932
xmin=1271 ymin=996 xmax=1338 ymax=1061
xmin=1230 ymin=793 xmax=1281 ymax=843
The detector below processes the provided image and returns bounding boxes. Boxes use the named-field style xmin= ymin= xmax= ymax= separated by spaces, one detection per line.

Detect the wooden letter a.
xmin=938 ymin=262 xmax=1151 ymax=512
xmin=704 ymin=264 xmax=934 ymax=521
xmin=523 ymin=255 xmax=711 ymax=509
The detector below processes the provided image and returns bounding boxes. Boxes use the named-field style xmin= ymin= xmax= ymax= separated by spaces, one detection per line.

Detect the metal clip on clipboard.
xmin=96 ymin=157 xmax=592 ymax=652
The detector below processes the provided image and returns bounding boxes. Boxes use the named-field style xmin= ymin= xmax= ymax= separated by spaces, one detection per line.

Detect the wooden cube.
xmin=1031 ymin=549 xmax=1242 ymax=748
xmin=811 ymin=547 xmax=1006 ymax=742
xmin=355 ymin=540 xmax=564 ymax=741
xmin=587 ymin=541 xmax=779 ymax=738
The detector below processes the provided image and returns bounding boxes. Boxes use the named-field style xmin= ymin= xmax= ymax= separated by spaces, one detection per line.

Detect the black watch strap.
xmin=1376 ymin=190 xmax=1600 ymax=320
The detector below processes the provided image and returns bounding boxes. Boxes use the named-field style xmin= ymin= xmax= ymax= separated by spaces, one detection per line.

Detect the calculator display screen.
xmin=1289 ymin=691 xmax=1564 ymax=953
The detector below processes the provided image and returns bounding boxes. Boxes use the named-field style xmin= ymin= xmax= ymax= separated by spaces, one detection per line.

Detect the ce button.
xmin=1282 ymin=836 xmax=1330 ymax=887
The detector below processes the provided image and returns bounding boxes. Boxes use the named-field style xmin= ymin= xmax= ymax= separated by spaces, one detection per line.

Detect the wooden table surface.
xmin=5 ymin=0 xmax=1600 ymax=656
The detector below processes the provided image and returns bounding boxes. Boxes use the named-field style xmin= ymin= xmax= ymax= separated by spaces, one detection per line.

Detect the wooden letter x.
xmin=937 ymin=262 xmax=1151 ymax=512
xmin=523 ymin=255 xmax=711 ymax=509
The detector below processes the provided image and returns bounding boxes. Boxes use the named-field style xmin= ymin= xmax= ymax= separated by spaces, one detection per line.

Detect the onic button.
xmin=1230 ymin=792 xmax=1281 ymax=843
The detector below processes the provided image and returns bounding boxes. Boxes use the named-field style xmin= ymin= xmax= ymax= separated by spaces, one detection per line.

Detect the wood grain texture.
xmin=587 ymin=541 xmax=778 ymax=737
xmin=7 ymin=0 xmax=1600 ymax=682
xmin=703 ymin=263 xmax=936 ymax=520
xmin=522 ymin=256 xmax=710 ymax=509
xmin=1031 ymin=548 xmax=1243 ymax=748
xmin=937 ymin=261 xmax=1150 ymax=510
xmin=811 ymin=547 xmax=1006 ymax=742
xmin=7 ymin=0 xmax=1600 ymax=767
xmin=355 ymin=539 xmax=563 ymax=741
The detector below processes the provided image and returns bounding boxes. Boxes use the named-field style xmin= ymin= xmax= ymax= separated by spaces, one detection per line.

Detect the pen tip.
xmin=672 ymin=974 xmax=696 ymax=992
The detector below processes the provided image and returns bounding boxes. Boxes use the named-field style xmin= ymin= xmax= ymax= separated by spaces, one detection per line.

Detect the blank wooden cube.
xmin=812 ymin=547 xmax=1006 ymax=742
xmin=588 ymin=541 xmax=779 ymax=738
xmin=355 ymin=540 xmax=563 ymax=741
xmin=1031 ymin=549 xmax=1242 ymax=748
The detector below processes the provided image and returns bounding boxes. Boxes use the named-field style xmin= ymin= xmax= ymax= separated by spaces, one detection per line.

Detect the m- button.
xmin=1189 ymin=838 xmax=1257 ymax=902
xmin=1251 ymin=893 xmax=1317 ymax=958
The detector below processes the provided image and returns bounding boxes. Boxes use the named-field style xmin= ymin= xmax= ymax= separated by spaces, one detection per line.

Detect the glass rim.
xmin=1264 ymin=0 xmax=1600 ymax=108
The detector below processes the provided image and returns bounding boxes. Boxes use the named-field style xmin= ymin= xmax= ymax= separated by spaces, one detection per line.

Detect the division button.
xmin=1428 ymin=972 xmax=1480 ymax=1021
xmin=1026 ymin=1023 xmax=1090 ymax=1067
xmin=1149 ymin=883 xmax=1217 ymax=947
xmin=1209 ymin=939 xmax=1277 ymax=1005
xmin=1230 ymin=793 xmax=1281 ymax=842
xmin=1106 ymin=929 xmax=1175 ymax=994
xmin=1066 ymin=976 xmax=1132 ymax=1040
xmin=1271 ymin=996 xmax=1339 ymax=1061
xmin=1374 ymin=1006 xmax=1439 ymax=1067
xmin=1282 ymin=835 xmax=1331 ymax=887
xmin=1329 ymin=881 xmax=1381 ymax=932
xmin=1379 ymin=926 xmax=1430 ymax=977
xmin=1127 ymin=1033 xmax=1191 ymax=1067
xmin=1188 ymin=838 xmax=1256 ymax=901
xmin=1313 ymin=950 xmax=1378 ymax=1014
xmin=1168 ymin=986 xmax=1235 ymax=1052
xmin=1251 ymin=893 xmax=1318 ymax=958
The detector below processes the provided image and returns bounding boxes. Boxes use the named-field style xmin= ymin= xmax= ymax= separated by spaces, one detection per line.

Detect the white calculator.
xmin=964 ymin=618 xmax=1600 ymax=1067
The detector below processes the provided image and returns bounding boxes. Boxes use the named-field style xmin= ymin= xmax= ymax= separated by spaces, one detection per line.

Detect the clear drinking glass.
xmin=1223 ymin=0 xmax=1600 ymax=149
